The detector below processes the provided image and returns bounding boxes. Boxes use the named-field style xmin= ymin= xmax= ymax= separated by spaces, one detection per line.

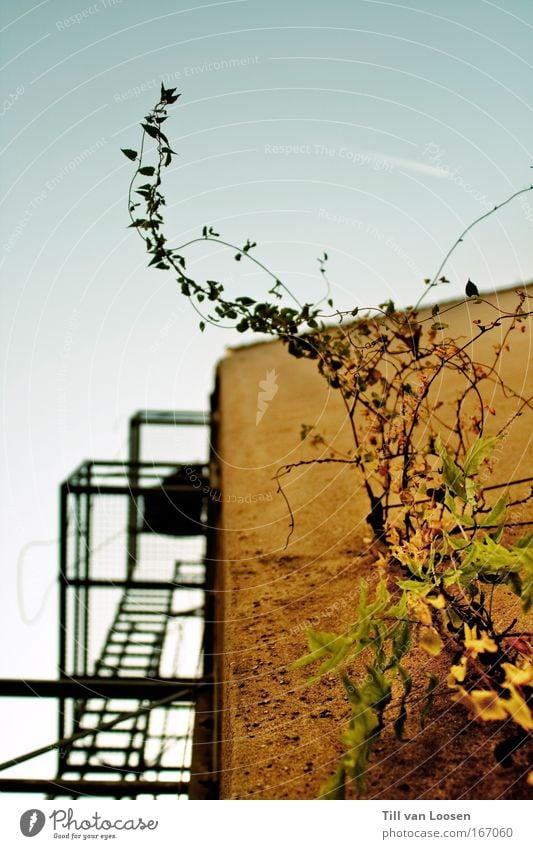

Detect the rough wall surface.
xmin=214 ymin=287 xmax=533 ymax=799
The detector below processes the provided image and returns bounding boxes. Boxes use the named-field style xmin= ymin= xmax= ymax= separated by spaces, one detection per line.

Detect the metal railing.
xmin=0 ymin=410 xmax=219 ymax=799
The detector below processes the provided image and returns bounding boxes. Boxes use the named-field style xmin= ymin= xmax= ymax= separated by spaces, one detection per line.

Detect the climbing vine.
xmin=124 ymin=87 xmax=533 ymax=797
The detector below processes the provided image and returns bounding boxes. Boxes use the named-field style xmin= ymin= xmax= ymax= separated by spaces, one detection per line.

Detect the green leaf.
xmin=520 ymin=571 xmax=533 ymax=612
xmin=396 ymin=578 xmax=431 ymax=595
xmin=360 ymin=578 xmax=390 ymax=622
xmin=480 ymin=493 xmax=508 ymax=528
xmin=436 ymin=436 xmax=462 ymax=488
xmin=143 ymin=123 xmax=158 ymax=139
xmin=384 ymin=591 xmax=408 ymax=620
xmin=391 ymin=619 xmax=411 ymax=664
xmin=463 ymin=435 xmax=500 ymax=477
xmin=139 ymin=166 xmax=155 ymax=176
xmin=393 ymin=667 xmax=412 ymax=741
xmin=515 ymin=534 xmax=533 ymax=611
xmin=420 ymin=627 xmax=444 ymax=656
xmin=339 ymin=677 xmax=380 ymax=791
xmin=307 ymin=631 xmax=337 ymax=653
xmin=516 ymin=532 xmax=533 ymax=549
xmin=121 ymin=148 xmax=138 ymax=161
xmin=446 ymin=606 xmax=463 ymax=630
xmin=465 ymin=476 xmax=476 ymax=505
xmin=465 ymin=278 xmax=479 ymax=298
xmin=160 ymin=85 xmax=180 ymax=105
xmin=291 ymin=630 xmax=339 ymax=669
xmin=436 ymin=435 xmax=468 ymax=502
xmin=420 ymin=673 xmax=439 ymax=728
xmin=312 ymin=637 xmax=352 ymax=679
xmin=364 ymin=666 xmax=392 ymax=710
xmin=461 ymin=535 xmax=532 ymax=581
xmin=162 ymin=147 xmax=173 ymax=166
xmin=444 ymin=489 xmax=475 ymax=526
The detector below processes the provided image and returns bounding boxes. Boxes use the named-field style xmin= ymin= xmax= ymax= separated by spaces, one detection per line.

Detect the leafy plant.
xmin=123 ymin=88 xmax=533 ymax=797
xmin=295 ymin=442 xmax=533 ymax=795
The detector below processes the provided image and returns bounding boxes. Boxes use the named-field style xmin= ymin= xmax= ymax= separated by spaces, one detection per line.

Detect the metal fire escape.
xmin=0 ymin=409 xmax=219 ymax=798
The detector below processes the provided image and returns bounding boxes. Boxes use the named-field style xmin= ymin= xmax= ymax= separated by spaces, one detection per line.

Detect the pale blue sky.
xmin=1 ymin=0 xmax=532 ymax=783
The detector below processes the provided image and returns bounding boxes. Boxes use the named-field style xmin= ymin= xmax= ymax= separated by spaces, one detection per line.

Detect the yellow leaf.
xmin=502 ymin=662 xmax=533 ymax=688
xmin=386 ymin=526 xmax=401 ymax=546
xmin=464 ymin=624 xmax=476 ymax=641
xmin=427 ymin=594 xmax=446 ymax=610
xmin=527 ymin=772 xmax=533 ymax=787
xmin=420 ymin=626 xmax=444 ymax=656
xmin=464 ymin=625 xmax=498 ymax=657
xmin=452 ymin=682 xmax=533 ymax=731
xmin=452 ymin=687 xmax=507 ymax=722
xmin=448 ymin=655 xmax=468 ymax=684
xmin=408 ymin=597 xmax=432 ymax=625
xmin=503 ymin=685 xmax=533 ymax=731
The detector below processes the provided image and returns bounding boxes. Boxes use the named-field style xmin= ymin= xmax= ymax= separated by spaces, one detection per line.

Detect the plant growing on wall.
xmin=124 ymin=87 xmax=533 ymax=797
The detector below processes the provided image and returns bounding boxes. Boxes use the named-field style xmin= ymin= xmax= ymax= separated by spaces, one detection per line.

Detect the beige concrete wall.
xmin=214 ymin=287 xmax=533 ymax=799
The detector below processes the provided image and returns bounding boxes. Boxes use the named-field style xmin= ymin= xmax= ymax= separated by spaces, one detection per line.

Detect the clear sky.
xmin=1 ymin=0 xmax=532 ymax=784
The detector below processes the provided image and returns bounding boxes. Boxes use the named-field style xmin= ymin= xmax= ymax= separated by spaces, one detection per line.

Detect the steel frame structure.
xmin=0 ymin=410 xmax=219 ymax=799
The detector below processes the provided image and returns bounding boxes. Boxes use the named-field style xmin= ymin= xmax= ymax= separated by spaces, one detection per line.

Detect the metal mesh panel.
xmin=55 ymin=459 xmax=213 ymax=798
xmin=0 ymin=410 xmax=217 ymax=800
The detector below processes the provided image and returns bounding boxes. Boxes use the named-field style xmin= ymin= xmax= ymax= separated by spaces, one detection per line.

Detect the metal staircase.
xmin=62 ymin=564 xmax=187 ymax=783
xmin=0 ymin=410 xmax=220 ymax=799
